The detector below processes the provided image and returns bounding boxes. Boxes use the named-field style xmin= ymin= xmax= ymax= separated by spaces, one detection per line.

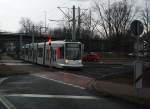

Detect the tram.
xmin=21 ymin=41 xmax=83 ymax=68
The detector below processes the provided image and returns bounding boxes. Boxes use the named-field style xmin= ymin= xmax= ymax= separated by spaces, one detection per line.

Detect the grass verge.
xmin=0 ymin=64 xmax=29 ymax=77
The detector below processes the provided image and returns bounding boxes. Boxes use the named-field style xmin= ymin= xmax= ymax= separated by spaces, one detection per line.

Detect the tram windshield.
xmin=65 ymin=43 xmax=81 ymax=60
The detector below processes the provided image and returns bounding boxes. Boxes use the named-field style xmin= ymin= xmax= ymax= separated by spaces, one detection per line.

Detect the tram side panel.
xmin=20 ymin=46 xmax=25 ymax=60
xmin=28 ymin=44 xmax=33 ymax=62
xmin=24 ymin=44 xmax=29 ymax=61
xmin=33 ymin=43 xmax=38 ymax=63
xmin=37 ymin=43 xmax=44 ymax=65
xmin=23 ymin=47 xmax=25 ymax=60
xmin=44 ymin=43 xmax=51 ymax=66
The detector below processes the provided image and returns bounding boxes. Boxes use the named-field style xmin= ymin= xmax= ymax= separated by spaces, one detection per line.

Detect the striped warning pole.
xmin=134 ymin=61 xmax=143 ymax=96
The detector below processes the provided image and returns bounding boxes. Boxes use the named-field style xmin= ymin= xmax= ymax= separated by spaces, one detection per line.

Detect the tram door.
xmin=51 ymin=46 xmax=64 ymax=67
xmin=51 ymin=48 xmax=56 ymax=64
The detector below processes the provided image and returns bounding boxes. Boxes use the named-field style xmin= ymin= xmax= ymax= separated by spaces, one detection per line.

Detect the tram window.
xmin=21 ymin=49 xmax=24 ymax=55
xmin=34 ymin=50 xmax=37 ymax=57
xmin=65 ymin=43 xmax=81 ymax=60
xmin=22 ymin=49 xmax=25 ymax=55
xmin=60 ymin=47 xmax=64 ymax=58
xmin=29 ymin=49 xmax=32 ymax=57
xmin=25 ymin=48 xmax=28 ymax=55
xmin=28 ymin=49 xmax=30 ymax=56
xmin=38 ymin=48 xmax=43 ymax=57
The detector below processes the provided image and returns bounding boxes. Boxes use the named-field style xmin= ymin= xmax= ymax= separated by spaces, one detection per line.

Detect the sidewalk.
xmin=92 ymin=81 xmax=150 ymax=108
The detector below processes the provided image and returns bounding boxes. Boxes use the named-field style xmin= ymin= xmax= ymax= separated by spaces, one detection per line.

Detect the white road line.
xmin=58 ymin=71 xmax=93 ymax=80
xmin=1 ymin=63 xmax=32 ymax=66
xmin=6 ymin=82 xmax=32 ymax=85
xmin=32 ymin=74 xmax=85 ymax=89
xmin=0 ymin=60 xmax=23 ymax=62
xmin=4 ymin=94 xmax=99 ymax=100
xmin=0 ymin=95 xmax=17 ymax=109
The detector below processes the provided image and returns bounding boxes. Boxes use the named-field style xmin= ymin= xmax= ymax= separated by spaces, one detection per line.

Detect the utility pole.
xmin=44 ymin=11 xmax=47 ymax=33
xmin=57 ymin=6 xmax=88 ymax=41
xmin=78 ymin=7 xmax=81 ymax=40
xmin=72 ymin=5 xmax=76 ymax=41
xmin=89 ymin=10 xmax=92 ymax=51
xmin=32 ymin=25 xmax=35 ymax=43
xmin=19 ymin=34 xmax=23 ymax=58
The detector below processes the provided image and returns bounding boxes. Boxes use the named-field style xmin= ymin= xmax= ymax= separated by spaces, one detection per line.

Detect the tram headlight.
xmin=79 ymin=60 xmax=82 ymax=63
xmin=65 ymin=59 xmax=69 ymax=64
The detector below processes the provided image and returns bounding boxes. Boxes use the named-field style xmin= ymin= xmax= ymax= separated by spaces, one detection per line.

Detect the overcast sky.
xmin=0 ymin=0 xmax=144 ymax=32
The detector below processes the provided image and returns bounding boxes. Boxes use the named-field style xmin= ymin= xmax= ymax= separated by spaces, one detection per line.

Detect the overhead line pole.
xmin=78 ymin=7 xmax=81 ymax=40
xmin=32 ymin=25 xmax=35 ymax=43
xmin=44 ymin=11 xmax=47 ymax=33
xmin=57 ymin=5 xmax=88 ymax=41
xmin=72 ymin=5 xmax=76 ymax=41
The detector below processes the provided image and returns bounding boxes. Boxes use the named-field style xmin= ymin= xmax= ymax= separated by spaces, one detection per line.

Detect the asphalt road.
xmin=0 ymin=74 xmax=141 ymax=109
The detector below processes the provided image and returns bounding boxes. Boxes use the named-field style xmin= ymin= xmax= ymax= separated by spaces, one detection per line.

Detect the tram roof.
xmin=24 ymin=40 xmax=81 ymax=46
xmin=51 ymin=40 xmax=81 ymax=44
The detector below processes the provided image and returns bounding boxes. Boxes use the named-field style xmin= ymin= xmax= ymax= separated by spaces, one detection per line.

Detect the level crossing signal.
xmin=48 ymin=35 xmax=52 ymax=45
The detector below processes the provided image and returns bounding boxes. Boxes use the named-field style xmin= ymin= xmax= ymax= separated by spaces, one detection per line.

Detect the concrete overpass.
xmin=0 ymin=32 xmax=48 ymax=56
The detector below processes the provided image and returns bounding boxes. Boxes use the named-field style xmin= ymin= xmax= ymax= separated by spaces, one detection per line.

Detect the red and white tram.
xmin=21 ymin=41 xmax=83 ymax=68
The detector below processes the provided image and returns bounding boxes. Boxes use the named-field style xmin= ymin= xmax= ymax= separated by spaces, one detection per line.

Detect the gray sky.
xmin=0 ymin=0 xmax=144 ymax=32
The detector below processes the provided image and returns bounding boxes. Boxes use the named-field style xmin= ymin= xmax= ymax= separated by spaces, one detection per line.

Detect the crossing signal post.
xmin=130 ymin=20 xmax=144 ymax=96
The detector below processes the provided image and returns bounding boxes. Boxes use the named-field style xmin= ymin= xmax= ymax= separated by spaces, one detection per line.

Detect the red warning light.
xmin=48 ymin=35 xmax=52 ymax=45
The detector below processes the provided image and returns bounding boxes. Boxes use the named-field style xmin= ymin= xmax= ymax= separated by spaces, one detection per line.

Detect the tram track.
xmin=54 ymin=63 xmax=133 ymax=80
xmin=0 ymin=53 xmax=133 ymax=83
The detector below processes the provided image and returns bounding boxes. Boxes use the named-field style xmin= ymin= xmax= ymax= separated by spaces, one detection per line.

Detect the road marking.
xmin=4 ymin=94 xmax=99 ymax=100
xmin=0 ymin=95 xmax=17 ymax=109
xmin=0 ymin=63 xmax=32 ymax=66
xmin=6 ymin=82 xmax=32 ymax=85
xmin=58 ymin=71 xmax=93 ymax=80
xmin=0 ymin=60 xmax=23 ymax=63
xmin=32 ymin=74 xmax=85 ymax=89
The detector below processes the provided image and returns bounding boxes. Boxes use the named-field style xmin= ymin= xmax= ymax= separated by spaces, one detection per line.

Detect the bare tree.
xmin=93 ymin=0 xmax=137 ymax=53
xmin=19 ymin=17 xmax=33 ymax=34
xmin=19 ymin=17 xmax=45 ymax=36
xmin=82 ymin=10 xmax=99 ymax=38
xmin=94 ymin=0 xmax=109 ymax=38
xmin=94 ymin=0 xmax=136 ymax=37
xmin=141 ymin=0 xmax=150 ymax=33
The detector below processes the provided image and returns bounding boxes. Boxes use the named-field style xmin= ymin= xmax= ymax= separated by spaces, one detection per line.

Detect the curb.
xmin=0 ymin=78 xmax=8 ymax=86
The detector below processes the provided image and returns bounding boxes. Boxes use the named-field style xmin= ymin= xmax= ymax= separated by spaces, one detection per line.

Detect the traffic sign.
xmin=130 ymin=20 xmax=144 ymax=36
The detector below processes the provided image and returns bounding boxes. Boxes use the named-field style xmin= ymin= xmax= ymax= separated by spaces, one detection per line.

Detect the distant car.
xmin=82 ymin=53 xmax=100 ymax=62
